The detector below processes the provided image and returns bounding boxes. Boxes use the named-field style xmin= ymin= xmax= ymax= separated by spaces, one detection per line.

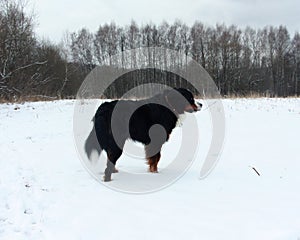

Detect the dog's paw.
xmin=149 ymin=168 xmax=159 ymax=173
xmin=103 ymin=176 xmax=112 ymax=182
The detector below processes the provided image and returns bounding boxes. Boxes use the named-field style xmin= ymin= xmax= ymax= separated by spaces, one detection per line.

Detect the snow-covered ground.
xmin=0 ymin=98 xmax=300 ymax=239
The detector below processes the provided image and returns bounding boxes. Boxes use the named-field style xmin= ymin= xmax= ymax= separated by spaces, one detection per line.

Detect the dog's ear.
xmin=164 ymin=88 xmax=186 ymax=113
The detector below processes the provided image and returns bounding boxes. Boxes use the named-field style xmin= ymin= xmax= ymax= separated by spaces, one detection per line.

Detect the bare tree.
xmin=126 ymin=20 xmax=140 ymax=68
xmin=291 ymin=32 xmax=300 ymax=95
xmin=0 ymin=0 xmax=48 ymax=99
xmin=57 ymin=31 xmax=71 ymax=98
xmin=70 ymin=28 xmax=94 ymax=69
xmin=190 ymin=22 xmax=206 ymax=67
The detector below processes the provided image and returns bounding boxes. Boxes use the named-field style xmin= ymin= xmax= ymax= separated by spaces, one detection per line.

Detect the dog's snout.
xmin=195 ymin=101 xmax=202 ymax=111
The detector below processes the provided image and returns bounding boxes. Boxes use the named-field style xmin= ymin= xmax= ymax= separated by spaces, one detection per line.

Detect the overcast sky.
xmin=30 ymin=0 xmax=299 ymax=43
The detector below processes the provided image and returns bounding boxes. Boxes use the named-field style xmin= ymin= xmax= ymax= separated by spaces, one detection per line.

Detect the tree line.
xmin=0 ymin=0 xmax=85 ymax=101
xmin=69 ymin=21 xmax=300 ymax=97
xmin=1 ymin=0 xmax=299 ymax=101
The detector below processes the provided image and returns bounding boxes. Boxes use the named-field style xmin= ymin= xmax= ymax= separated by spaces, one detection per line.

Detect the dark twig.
xmin=250 ymin=166 xmax=261 ymax=176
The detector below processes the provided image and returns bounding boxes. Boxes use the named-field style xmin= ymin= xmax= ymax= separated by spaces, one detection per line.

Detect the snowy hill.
xmin=0 ymin=98 xmax=300 ymax=239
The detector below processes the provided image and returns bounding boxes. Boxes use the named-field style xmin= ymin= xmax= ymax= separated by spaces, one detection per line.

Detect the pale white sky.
xmin=30 ymin=0 xmax=299 ymax=43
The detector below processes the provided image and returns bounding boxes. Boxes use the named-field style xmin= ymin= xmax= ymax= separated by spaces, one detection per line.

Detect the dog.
xmin=85 ymin=88 xmax=202 ymax=181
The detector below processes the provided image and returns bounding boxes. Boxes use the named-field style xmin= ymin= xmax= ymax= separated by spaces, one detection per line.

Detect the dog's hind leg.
xmin=104 ymin=147 xmax=123 ymax=182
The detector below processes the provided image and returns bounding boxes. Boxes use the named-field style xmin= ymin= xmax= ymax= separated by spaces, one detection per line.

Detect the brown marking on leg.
xmin=147 ymin=152 xmax=160 ymax=173
xmin=145 ymin=144 xmax=162 ymax=173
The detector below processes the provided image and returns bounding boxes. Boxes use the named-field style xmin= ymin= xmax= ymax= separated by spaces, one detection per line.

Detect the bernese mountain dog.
xmin=85 ymin=88 xmax=201 ymax=181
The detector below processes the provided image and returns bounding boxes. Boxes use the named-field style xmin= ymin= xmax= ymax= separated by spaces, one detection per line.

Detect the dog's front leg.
xmin=147 ymin=152 xmax=161 ymax=173
xmin=145 ymin=144 xmax=162 ymax=173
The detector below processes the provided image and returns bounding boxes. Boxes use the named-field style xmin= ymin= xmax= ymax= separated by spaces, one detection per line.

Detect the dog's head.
xmin=164 ymin=88 xmax=202 ymax=114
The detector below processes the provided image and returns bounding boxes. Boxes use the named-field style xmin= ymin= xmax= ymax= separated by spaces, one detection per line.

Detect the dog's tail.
xmin=84 ymin=118 xmax=102 ymax=161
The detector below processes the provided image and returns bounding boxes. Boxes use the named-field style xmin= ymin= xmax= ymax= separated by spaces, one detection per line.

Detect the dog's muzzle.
xmin=196 ymin=101 xmax=202 ymax=111
xmin=186 ymin=102 xmax=202 ymax=112
xmin=193 ymin=101 xmax=202 ymax=111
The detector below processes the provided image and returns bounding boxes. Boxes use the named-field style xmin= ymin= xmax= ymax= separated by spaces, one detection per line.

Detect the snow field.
xmin=0 ymin=98 xmax=299 ymax=239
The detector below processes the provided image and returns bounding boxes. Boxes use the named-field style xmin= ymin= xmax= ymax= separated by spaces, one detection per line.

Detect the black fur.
xmin=85 ymin=88 xmax=201 ymax=181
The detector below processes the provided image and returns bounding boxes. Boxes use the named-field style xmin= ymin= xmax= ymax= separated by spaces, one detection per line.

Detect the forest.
xmin=1 ymin=0 xmax=299 ymax=101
